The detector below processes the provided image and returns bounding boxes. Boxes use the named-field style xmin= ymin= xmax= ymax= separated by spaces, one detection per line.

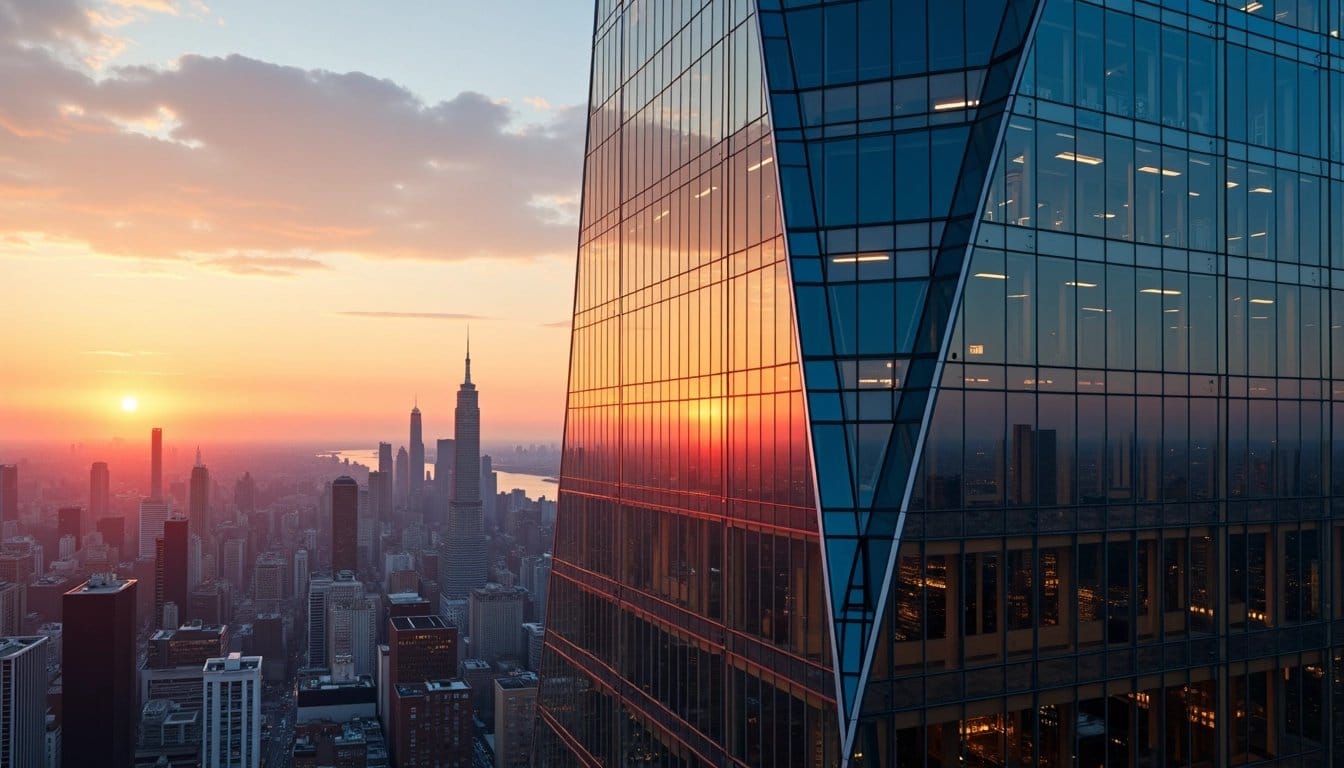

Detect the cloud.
xmin=539 ymin=320 xmax=570 ymax=329
xmin=337 ymin=311 xmax=486 ymax=321
xmin=0 ymin=0 xmax=585 ymax=272
xmin=199 ymin=253 xmax=329 ymax=277
xmin=83 ymin=349 xmax=162 ymax=356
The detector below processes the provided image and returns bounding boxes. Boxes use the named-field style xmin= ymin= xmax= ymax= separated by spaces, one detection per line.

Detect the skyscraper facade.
xmin=441 ymin=346 xmax=486 ymax=599
xmin=0 ymin=636 xmax=48 ymax=768
xmin=89 ymin=462 xmax=109 ymax=520
xmin=201 ymin=653 xmax=262 ymax=768
xmin=395 ymin=447 xmax=410 ymax=512
xmin=150 ymin=427 xmax=163 ymax=500
xmin=542 ymin=1 xmax=1344 ymax=765
xmin=56 ymin=507 xmax=81 ymax=553
xmin=0 ymin=465 xmax=15 ymax=526
xmin=410 ymin=405 xmax=425 ymax=512
xmin=331 ymin=476 xmax=358 ymax=575
xmin=62 ymin=574 xmax=137 ymax=768
xmin=190 ymin=450 xmax=210 ymax=538
xmin=155 ymin=516 xmax=189 ymax=630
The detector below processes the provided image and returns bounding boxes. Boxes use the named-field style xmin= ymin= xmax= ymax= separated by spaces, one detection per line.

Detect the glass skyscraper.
xmin=539 ymin=0 xmax=1344 ymax=765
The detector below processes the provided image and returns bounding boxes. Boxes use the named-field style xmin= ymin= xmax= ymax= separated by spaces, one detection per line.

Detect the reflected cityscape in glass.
xmin=539 ymin=0 xmax=1344 ymax=765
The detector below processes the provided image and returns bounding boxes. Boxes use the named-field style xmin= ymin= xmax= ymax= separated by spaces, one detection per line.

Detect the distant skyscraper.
xmin=0 ymin=582 xmax=24 ymax=637
xmin=89 ymin=462 xmax=109 ymax=520
xmin=201 ymin=653 xmax=262 ymax=768
xmin=434 ymin=438 xmax=454 ymax=526
xmin=62 ymin=574 xmax=137 ymax=768
xmin=189 ymin=450 xmax=210 ymax=538
xmin=467 ymin=583 xmax=524 ymax=664
xmin=394 ymin=447 xmax=409 ymax=511
xmin=149 ymin=428 xmax=163 ymax=501
xmin=367 ymin=471 xmax=388 ymax=561
xmin=232 ymin=473 xmax=255 ymax=522
xmin=442 ymin=344 xmax=485 ymax=598
xmin=330 ymin=477 xmax=358 ymax=575
xmin=409 ymin=405 xmax=424 ymax=512
xmin=56 ymin=507 xmax=81 ymax=552
xmin=305 ymin=576 xmax=331 ymax=668
xmin=0 ymin=636 xmax=47 ymax=768
xmin=96 ymin=517 xmax=125 ymax=560
xmin=155 ymin=517 xmax=189 ymax=630
xmin=138 ymin=498 xmax=172 ymax=562
xmin=293 ymin=549 xmax=309 ymax=605
xmin=0 ymin=465 xmax=15 ymax=525
xmin=378 ymin=441 xmax=393 ymax=477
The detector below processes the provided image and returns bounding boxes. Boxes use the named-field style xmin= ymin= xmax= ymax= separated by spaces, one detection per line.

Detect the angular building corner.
xmin=541 ymin=0 xmax=1344 ymax=766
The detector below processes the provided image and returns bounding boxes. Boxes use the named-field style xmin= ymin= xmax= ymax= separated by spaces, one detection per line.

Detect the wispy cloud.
xmin=83 ymin=349 xmax=162 ymax=357
xmin=200 ymin=254 xmax=330 ymax=277
xmin=337 ymin=311 xmax=486 ymax=321
xmin=539 ymin=320 xmax=570 ymax=329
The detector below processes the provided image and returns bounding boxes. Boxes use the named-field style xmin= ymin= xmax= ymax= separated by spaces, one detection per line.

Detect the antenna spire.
xmin=464 ymin=327 xmax=472 ymax=384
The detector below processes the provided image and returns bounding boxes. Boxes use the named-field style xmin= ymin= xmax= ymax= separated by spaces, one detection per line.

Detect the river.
xmin=319 ymin=449 xmax=559 ymax=501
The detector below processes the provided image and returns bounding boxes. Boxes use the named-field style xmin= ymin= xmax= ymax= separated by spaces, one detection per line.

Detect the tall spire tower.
xmin=409 ymin=403 xmax=424 ymax=514
xmin=440 ymin=337 xmax=485 ymax=599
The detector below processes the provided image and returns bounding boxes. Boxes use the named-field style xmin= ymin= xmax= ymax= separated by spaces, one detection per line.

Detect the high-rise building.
xmin=62 ymin=574 xmax=137 ymax=768
xmin=367 ymin=471 xmax=388 ymax=560
xmin=388 ymin=615 xmax=457 ymax=687
xmin=305 ymin=575 xmax=332 ymax=669
xmin=140 ymin=622 xmax=229 ymax=716
xmin=519 ymin=553 xmax=551 ymax=621
xmin=330 ymin=477 xmax=358 ymax=575
xmin=467 ymin=583 xmax=524 ymax=665
xmin=520 ymin=622 xmax=544 ymax=673
xmin=89 ymin=462 xmax=109 ymax=520
xmin=201 ymin=653 xmax=262 ymax=768
xmin=0 ymin=465 xmax=16 ymax=526
xmin=293 ymin=548 xmax=309 ymax=603
xmin=0 ymin=636 xmax=48 ymax=768
xmin=190 ymin=449 xmax=210 ymax=538
xmin=390 ymin=679 xmax=472 ymax=768
xmin=409 ymin=405 xmax=424 ymax=512
xmin=441 ymin=344 xmax=485 ymax=598
xmin=493 ymin=674 xmax=537 ymax=768
xmin=233 ymin=472 xmax=255 ymax=519
xmin=96 ymin=516 xmax=125 ymax=560
xmin=379 ymin=442 xmax=393 ymax=477
xmin=138 ymin=498 xmax=173 ymax=562
xmin=434 ymin=438 xmax=454 ymax=526
xmin=252 ymin=552 xmax=286 ymax=604
xmin=147 ymin=428 xmax=162 ymax=501
xmin=394 ymin=447 xmax=409 ymax=511
xmin=56 ymin=507 xmax=81 ymax=553
xmin=154 ymin=516 xmax=189 ymax=630
xmin=542 ymin=2 xmax=1344 ymax=765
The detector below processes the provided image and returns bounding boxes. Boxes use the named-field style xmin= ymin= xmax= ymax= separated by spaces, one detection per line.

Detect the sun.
xmin=121 ymin=396 xmax=139 ymax=413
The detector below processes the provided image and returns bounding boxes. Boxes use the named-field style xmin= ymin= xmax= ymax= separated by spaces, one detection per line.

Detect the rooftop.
xmin=203 ymin=652 xmax=261 ymax=673
xmin=68 ymin=573 xmax=134 ymax=595
xmin=390 ymin=615 xmax=450 ymax=631
xmin=496 ymin=673 xmax=538 ymax=691
xmin=386 ymin=593 xmax=428 ymax=605
xmin=0 ymin=636 xmax=46 ymax=659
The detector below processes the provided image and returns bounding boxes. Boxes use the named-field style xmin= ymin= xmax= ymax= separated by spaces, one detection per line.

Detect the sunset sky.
xmin=0 ymin=0 xmax=591 ymax=445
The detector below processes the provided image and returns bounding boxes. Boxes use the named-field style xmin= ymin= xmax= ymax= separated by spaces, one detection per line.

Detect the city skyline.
xmin=0 ymin=0 xmax=589 ymax=445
